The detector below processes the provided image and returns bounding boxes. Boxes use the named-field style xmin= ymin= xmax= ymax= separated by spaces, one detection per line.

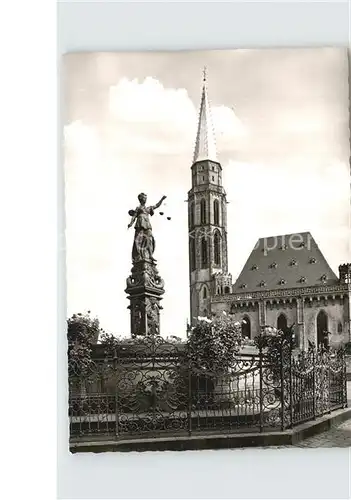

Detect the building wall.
xmin=265 ymin=303 xmax=298 ymax=330
xmin=303 ymin=298 xmax=347 ymax=348
xmin=210 ymin=293 xmax=350 ymax=349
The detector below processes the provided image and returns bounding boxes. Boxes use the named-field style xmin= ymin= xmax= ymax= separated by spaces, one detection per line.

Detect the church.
xmin=187 ymin=72 xmax=351 ymax=350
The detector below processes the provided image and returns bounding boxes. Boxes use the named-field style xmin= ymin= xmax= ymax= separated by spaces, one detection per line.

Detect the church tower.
xmin=188 ymin=69 xmax=232 ymax=324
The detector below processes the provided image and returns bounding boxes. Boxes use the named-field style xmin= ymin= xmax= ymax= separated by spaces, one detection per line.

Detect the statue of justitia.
xmin=127 ymin=193 xmax=166 ymax=263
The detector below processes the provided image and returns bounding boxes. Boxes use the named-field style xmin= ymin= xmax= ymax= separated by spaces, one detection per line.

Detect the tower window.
xmin=190 ymin=239 xmax=196 ymax=271
xmin=214 ymin=230 xmax=221 ymax=266
xmin=189 ymin=202 xmax=195 ymax=228
xmin=201 ymin=237 xmax=208 ymax=268
xmin=224 ymin=286 xmax=230 ymax=294
xmin=212 ymin=176 xmax=215 ymax=181
xmin=202 ymin=176 xmax=205 ymax=182
xmin=200 ymin=199 xmax=206 ymax=224
xmin=213 ymin=199 xmax=219 ymax=225
xmin=203 ymin=287 xmax=207 ymax=299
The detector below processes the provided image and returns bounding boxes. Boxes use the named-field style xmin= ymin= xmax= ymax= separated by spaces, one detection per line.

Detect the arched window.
xmin=200 ymin=199 xmax=206 ymax=224
xmin=337 ymin=322 xmax=343 ymax=334
xmin=242 ymin=316 xmax=251 ymax=339
xmin=203 ymin=287 xmax=207 ymax=299
xmin=214 ymin=231 xmax=221 ymax=266
xmin=201 ymin=237 xmax=208 ymax=268
xmin=317 ymin=310 xmax=328 ymax=347
xmin=213 ymin=199 xmax=219 ymax=225
xmin=189 ymin=202 xmax=195 ymax=228
xmin=189 ymin=239 xmax=196 ymax=271
xmin=224 ymin=286 xmax=230 ymax=294
xmin=277 ymin=314 xmax=288 ymax=333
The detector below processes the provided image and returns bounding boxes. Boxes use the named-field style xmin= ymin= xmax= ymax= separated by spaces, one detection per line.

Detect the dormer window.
xmin=251 ymin=264 xmax=258 ymax=271
xmin=240 ymin=283 xmax=247 ymax=289
xmin=321 ymin=274 xmax=327 ymax=282
xmin=279 ymin=279 xmax=287 ymax=285
xmin=259 ymin=281 xmax=266 ymax=287
xmin=290 ymin=259 xmax=297 ymax=266
xmin=309 ymin=257 xmax=317 ymax=264
xmin=299 ymin=276 xmax=306 ymax=283
xmin=280 ymin=244 xmax=287 ymax=250
xmin=270 ymin=262 xmax=277 ymax=269
xmin=299 ymin=242 xmax=305 ymax=248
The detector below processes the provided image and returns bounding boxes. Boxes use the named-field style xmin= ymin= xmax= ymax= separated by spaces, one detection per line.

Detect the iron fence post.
xmin=188 ymin=357 xmax=192 ymax=437
xmin=280 ymin=342 xmax=285 ymax=431
xmin=342 ymin=349 xmax=347 ymax=408
xmin=327 ymin=351 xmax=331 ymax=414
xmin=312 ymin=349 xmax=316 ymax=420
xmin=289 ymin=340 xmax=293 ymax=429
xmin=114 ymin=348 xmax=119 ymax=438
xmin=259 ymin=339 xmax=263 ymax=433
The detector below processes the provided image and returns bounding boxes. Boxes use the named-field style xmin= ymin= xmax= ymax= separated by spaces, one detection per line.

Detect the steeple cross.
xmin=202 ymin=66 xmax=207 ymax=82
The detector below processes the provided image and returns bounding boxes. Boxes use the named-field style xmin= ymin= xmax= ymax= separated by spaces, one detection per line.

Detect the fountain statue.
xmin=125 ymin=193 xmax=167 ymax=337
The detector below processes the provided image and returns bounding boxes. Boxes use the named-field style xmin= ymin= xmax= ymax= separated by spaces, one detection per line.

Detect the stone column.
xmin=125 ymin=259 xmax=165 ymax=336
xmin=296 ymin=296 xmax=305 ymax=350
xmin=258 ymin=299 xmax=266 ymax=327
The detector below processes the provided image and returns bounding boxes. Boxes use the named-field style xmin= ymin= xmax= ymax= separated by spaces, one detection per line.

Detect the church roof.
xmin=193 ymin=68 xmax=217 ymax=164
xmin=232 ymin=232 xmax=339 ymax=293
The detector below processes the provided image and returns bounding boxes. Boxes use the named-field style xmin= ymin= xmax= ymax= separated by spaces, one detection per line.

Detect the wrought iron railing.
xmin=68 ymin=336 xmax=347 ymax=443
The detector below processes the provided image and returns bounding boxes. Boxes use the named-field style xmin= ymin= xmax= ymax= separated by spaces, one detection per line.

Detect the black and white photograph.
xmin=63 ymin=48 xmax=351 ymax=453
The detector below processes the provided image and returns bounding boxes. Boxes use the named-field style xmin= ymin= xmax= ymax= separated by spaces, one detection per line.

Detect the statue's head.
xmin=138 ymin=192 xmax=147 ymax=204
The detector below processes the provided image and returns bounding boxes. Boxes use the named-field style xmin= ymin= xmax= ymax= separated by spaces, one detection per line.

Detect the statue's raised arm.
xmin=150 ymin=195 xmax=167 ymax=211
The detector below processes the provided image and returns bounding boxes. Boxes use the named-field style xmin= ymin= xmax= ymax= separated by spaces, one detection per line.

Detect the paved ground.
xmin=294 ymin=419 xmax=351 ymax=448
xmin=288 ymin=380 xmax=351 ymax=448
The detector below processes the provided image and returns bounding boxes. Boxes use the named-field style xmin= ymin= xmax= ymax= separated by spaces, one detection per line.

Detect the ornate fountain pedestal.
xmin=125 ymin=259 xmax=165 ymax=336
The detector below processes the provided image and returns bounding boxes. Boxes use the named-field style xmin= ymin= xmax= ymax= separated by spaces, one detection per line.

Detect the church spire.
xmin=193 ymin=67 xmax=217 ymax=164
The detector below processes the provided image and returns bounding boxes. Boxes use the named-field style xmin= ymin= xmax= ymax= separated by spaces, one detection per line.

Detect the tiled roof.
xmin=232 ymin=232 xmax=338 ymax=293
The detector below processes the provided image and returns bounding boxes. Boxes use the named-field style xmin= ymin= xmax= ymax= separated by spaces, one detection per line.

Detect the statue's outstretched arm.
xmin=151 ymin=195 xmax=167 ymax=210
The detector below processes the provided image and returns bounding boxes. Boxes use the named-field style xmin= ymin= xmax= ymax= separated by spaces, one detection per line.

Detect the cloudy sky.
xmin=63 ymin=48 xmax=350 ymax=338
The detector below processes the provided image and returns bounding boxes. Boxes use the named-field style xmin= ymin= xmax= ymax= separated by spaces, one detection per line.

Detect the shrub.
xmin=187 ymin=313 xmax=242 ymax=374
xmin=67 ymin=311 xmax=103 ymax=376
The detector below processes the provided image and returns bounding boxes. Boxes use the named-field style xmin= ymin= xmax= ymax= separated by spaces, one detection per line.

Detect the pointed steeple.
xmin=193 ymin=67 xmax=217 ymax=164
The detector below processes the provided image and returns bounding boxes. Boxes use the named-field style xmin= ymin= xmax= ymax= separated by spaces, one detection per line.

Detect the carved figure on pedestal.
xmin=127 ymin=193 xmax=166 ymax=263
xmin=146 ymin=298 xmax=160 ymax=336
